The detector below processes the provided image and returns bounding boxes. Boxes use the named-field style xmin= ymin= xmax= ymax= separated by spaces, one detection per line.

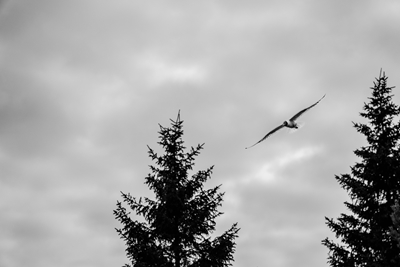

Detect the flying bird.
xmin=245 ymin=94 xmax=326 ymax=149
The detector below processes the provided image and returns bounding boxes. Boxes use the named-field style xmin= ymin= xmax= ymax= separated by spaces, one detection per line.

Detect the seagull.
xmin=245 ymin=94 xmax=326 ymax=149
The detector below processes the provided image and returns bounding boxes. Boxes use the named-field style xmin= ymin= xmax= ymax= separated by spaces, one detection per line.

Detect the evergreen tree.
xmin=390 ymin=200 xmax=400 ymax=249
xmin=114 ymin=112 xmax=239 ymax=267
xmin=322 ymin=70 xmax=400 ymax=266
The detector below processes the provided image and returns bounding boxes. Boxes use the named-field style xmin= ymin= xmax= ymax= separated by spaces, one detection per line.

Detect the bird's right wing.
xmin=245 ymin=124 xmax=285 ymax=149
xmin=289 ymin=94 xmax=326 ymax=122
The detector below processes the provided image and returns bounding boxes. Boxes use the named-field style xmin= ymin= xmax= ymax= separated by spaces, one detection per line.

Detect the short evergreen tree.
xmin=114 ymin=112 xmax=239 ymax=267
xmin=322 ymin=70 xmax=400 ymax=266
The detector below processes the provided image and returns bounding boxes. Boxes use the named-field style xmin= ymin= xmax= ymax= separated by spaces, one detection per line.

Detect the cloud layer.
xmin=1 ymin=1 xmax=400 ymax=267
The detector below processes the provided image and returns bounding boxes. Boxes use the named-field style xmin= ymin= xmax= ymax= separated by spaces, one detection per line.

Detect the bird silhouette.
xmin=245 ymin=94 xmax=326 ymax=149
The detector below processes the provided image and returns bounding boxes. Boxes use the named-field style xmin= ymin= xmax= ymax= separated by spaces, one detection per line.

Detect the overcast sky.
xmin=1 ymin=1 xmax=400 ymax=267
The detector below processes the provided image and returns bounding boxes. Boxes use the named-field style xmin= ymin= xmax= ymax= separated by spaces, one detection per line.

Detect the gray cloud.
xmin=1 ymin=1 xmax=400 ymax=267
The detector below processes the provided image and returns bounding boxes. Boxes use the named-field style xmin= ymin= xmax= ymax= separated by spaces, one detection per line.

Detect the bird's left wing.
xmin=245 ymin=124 xmax=285 ymax=149
xmin=289 ymin=94 xmax=326 ymax=122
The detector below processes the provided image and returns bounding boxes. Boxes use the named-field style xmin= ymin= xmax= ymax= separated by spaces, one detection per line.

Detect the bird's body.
xmin=245 ymin=94 xmax=326 ymax=149
xmin=283 ymin=120 xmax=298 ymax=128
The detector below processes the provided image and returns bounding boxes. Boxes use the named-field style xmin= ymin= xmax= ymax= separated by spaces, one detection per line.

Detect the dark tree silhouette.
xmin=114 ymin=112 xmax=239 ymax=267
xmin=390 ymin=200 xmax=400 ymax=249
xmin=322 ymin=70 xmax=400 ymax=266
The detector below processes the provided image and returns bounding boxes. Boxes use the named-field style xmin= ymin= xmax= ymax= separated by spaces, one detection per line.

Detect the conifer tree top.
xmin=322 ymin=70 xmax=400 ymax=267
xmin=114 ymin=111 xmax=239 ymax=267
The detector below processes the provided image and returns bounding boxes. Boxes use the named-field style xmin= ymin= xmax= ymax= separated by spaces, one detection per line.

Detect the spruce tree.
xmin=322 ymin=70 xmax=400 ymax=266
xmin=114 ymin=112 xmax=239 ymax=267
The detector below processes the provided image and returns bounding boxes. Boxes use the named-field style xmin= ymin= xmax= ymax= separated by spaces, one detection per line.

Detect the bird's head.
xmin=283 ymin=121 xmax=288 ymax=126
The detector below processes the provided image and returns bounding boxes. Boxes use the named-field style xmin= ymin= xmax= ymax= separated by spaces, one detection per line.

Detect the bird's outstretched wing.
xmin=245 ymin=124 xmax=285 ymax=149
xmin=289 ymin=94 xmax=326 ymax=122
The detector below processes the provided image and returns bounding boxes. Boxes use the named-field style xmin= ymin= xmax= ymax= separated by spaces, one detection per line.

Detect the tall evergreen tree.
xmin=114 ymin=112 xmax=239 ymax=267
xmin=322 ymin=70 xmax=400 ymax=266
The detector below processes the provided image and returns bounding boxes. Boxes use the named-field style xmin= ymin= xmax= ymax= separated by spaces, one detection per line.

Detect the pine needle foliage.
xmin=114 ymin=112 xmax=239 ymax=267
xmin=322 ymin=70 xmax=400 ymax=267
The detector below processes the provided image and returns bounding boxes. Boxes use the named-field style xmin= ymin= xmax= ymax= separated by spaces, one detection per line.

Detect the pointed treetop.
xmin=176 ymin=109 xmax=181 ymax=122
